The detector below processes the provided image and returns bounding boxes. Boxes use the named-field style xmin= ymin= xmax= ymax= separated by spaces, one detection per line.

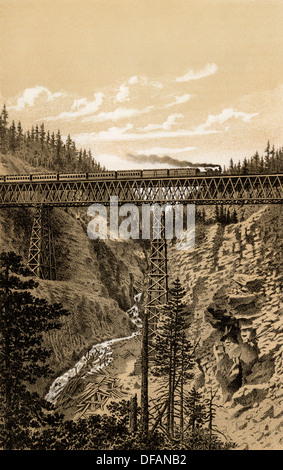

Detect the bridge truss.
xmin=0 ymin=173 xmax=282 ymax=206
xmin=0 ymin=171 xmax=282 ymax=345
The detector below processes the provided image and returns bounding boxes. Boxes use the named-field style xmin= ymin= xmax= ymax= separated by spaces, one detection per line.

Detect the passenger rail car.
xmin=4 ymin=174 xmax=31 ymax=183
xmin=0 ymin=166 xmax=222 ymax=184
xmin=117 ymin=170 xmax=142 ymax=179
xmin=143 ymin=169 xmax=169 ymax=178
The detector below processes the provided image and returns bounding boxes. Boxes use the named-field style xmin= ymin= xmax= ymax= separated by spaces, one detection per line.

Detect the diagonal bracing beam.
xmin=28 ymin=205 xmax=56 ymax=280
xmin=141 ymin=211 xmax=168 ymax=434
xmin=0 ymin=173 xmax=282 ymax=206
xmin=146 ymin=211 xmax=168 ymax=356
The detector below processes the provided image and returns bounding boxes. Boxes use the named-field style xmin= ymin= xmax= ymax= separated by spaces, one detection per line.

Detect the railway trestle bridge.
xmin=0 ymin=171 xmax=282 ymax=338
xmin=1 ymin=170 xmax=282 ymax=428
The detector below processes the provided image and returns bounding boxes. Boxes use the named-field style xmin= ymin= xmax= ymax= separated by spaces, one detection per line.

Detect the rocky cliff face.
xmin=0 ymin=204 xmax=146 ymax=379
xmin=169 ymin=205 xmax=283 ymax=449
xmin=0 ymin=153 xmax=147 ymax=388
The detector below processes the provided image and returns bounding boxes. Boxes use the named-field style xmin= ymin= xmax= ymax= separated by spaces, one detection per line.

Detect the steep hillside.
xmin=168 ymin=204 xmax=283 ymax=449
xmin=0 ymin=152 xmax=147 ymax=388
xmin=0 ymin=152 xmax=48 ymax=175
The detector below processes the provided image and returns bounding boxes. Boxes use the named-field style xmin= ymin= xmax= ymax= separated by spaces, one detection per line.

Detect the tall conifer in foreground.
xmin=151 ymin=278 xmax=194 ymax=439
xmin=0 ymin=252 xmax=69 ymax=449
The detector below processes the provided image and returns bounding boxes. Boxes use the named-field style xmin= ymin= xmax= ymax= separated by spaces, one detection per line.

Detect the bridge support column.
xmin=141 ymin=212 xmax=168 ymax=435
xmin=146 ymin=212 xmax=169 ymax=356
xmin=28 ymin=205 xmax=56 ymax=280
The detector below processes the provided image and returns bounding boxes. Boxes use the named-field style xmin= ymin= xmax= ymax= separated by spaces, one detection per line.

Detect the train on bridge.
xmin=0 ymin=166 xmax=221 ymax=183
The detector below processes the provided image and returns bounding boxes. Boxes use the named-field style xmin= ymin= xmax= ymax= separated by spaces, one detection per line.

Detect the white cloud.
xmin=71 ymin=97 xmax=88 ymax=111
xmin=74 ymin=124 xmax=133 ymax=143
xmin=176 ymin=63 xmax=218 ymax=82
xmin=128 ymin=76 xmax=139 ymax=85
xmin=44 ymin=91 xmax=104 ymax=121
xmin=8 ymin=86 xmax=65 ymax=111
xmin=127 ymin=75 xmax=163 ymax=89
xmin=115 ymin=84 xmax=130 ymax=103
xmin=197 ymin=108 xmax=258 ymax=131
xmin=166 ymin=94 xmax=191 ymax=107
xmin=113 ymin=74 xmax=163 ymax=104
xmin=147 ymin=80 xmax=163 ymax=90
xmin=141 ymin=113 xmax=184 ymax=132
xmin=83 ymin=105 xmax=154 ymax=123
xmin=72 ymin=125 xmax=219 ymax=143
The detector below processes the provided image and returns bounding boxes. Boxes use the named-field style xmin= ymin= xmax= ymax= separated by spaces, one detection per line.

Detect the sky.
xmin=0 ymin=0 xmax=282 ymax=170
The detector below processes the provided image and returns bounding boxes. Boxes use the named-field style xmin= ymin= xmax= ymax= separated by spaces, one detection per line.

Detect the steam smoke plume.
xmin=125 ymin=153 xmax=221 ymax=169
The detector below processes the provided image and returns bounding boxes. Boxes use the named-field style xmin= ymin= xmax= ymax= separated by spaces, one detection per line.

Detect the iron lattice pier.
xmin=146 ymin=211 xmax=168 ymax=355
xmin=28 ymin=205 xmax=56 ymax=280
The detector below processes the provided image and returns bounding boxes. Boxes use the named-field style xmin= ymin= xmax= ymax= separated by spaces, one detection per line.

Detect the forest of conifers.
xmin=0 ymin=104 xmax=104 ymax=173
xmin=0 ymin=104 xmax=282 ymax=175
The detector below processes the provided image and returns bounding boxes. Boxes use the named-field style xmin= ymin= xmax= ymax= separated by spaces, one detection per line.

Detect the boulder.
xmin=232 ymin=443 xmax=249 ymax=450
xmin=233 ymin=274 xmax=264 ymax=292
xmin=229 ymin=294 xmax=257 ymax=307
xmin=236 ymin=420 xmax=247 ymax=430
xmin=231 ymin=403 xmax=251 ymax=418
xmin=255 ymin=404 xmax=274 ymax=421
xmin=233 ymin=384 xmax=269 ymax=407
xmin=273 ymin=403 xmax=283 ymax=419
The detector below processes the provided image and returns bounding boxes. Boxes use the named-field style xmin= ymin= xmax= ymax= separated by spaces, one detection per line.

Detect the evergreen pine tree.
xmin=152 ymin=278 xmax=194 ymax=438
xmin=215 ymin=205 xmax=219 ymax=223
xmin=46 ymin=130 xmax=50 ymax=146
xmin=31 ymin=126 xmax=35 ymax=141
xmin=65 ymin=134 xmax=72 ymax=167
xmin=204 ymin=390 xmax=219 ymax=449
xmin=223 ymin=207 xmax=227 ymax=225
xmin=50 ymin=132 xmax=55 ymax=148
xmin=270 ymin=145 xmax=276 ymax=172
xmin=9 ymin=120 xmax=17 ymax=152
xmin=40 ymin=123 xmax=46 ymax=147
xmin=0 ymin=105 xmax=8 ymax=154
xmin=219 ymin=205 xmax=224 ymax=224
xmin=232 ymin=208 xmax=238 ymax=224
xmin=1 ymin=104 xmax=8 ymax=128
xmin=78 ymin=149 xmax=83 ymax=170
xmin=0 ymin=252 xmax=69 ymax=450
xmin=186 ymin=386 xmax=206 ymax=431
xmin=237 ymin=160 xmax=241 ymax=174
xmin=26 ymin=130 xmax=31 ymax=146
xmin=56 ymin=130 xmax=62 ymax=166
xmin=265 ymin=140 xmax=270 ymax=170
xmin=253 ymin=151 xmax=260 ymax=173
xmin=229 ymin=158 xmax=234 ymax=174
xmin=35 ymin=124 xmax=39 ymax=142
xmin=17 ymin=121 xmax=23 ymax=147
xmin=226 ymin=208 xmax=230 ymax=225
xmin=275 ymin=150 xmax=280 ymax=172
xmin=259 ymin=156 xmax=264 ymax=173
xmin=242 ymin=157 xmax=248 ymax=175
xmin=0 ymin=105 xmax=9 ymax=153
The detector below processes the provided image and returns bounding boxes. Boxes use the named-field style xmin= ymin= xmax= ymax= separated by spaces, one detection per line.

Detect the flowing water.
xmin=45 ymin=294 xmax=142 ymax=404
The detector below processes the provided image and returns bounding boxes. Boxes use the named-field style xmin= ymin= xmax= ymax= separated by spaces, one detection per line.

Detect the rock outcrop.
xmin=169 ymin=205 xmax=282 ymax=449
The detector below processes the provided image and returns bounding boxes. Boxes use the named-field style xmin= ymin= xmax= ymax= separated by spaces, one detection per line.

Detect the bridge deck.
xmin=0 ymin=173 xmax=282 ymax=206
